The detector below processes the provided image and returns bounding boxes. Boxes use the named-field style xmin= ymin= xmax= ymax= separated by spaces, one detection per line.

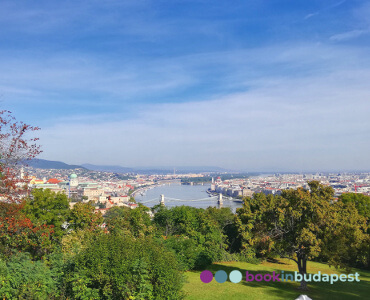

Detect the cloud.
xmin=0 ymin=52 xmax=195 ymax=108
xmin=304 ymin=13 xmax=318 ymax=20
xmin=2 ymin=1 xmax=370 ymax=171
xmin=0 ymin=0 xmax=153 ymax=35
xmin=38 ymin=44 xmax=370 ymax=171
xmin=330 ymin=29 xmax=369 ymax=41
xmin=304 ymin=0 xmax=346 ymax=20
xmin=2 ymin=42 xmax=366 ymax=111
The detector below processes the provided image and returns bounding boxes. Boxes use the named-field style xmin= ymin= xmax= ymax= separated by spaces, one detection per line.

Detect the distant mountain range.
xmin=135 ymin=166 xmax=231 ymax=174
xmin=24 ymin=159 xmax=231 ymax=174
xmin=81 ymin=164 xmax=134 ymax=173
xmin=24 ymin=159 xmax=86 ymax=170
xmin=83 ymin=164 xmax=230 ymax=174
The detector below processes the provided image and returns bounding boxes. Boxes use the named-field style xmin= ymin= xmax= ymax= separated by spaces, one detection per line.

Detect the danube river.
xmin=134 ymin=182 xmax=243 ymax=212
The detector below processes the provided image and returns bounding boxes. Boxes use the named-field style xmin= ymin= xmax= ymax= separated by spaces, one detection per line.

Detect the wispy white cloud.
xmin=0 ymin=0 xmax=153 ymax=35
xmin=38 ymin=44 xmax=370 ymax=171
xmin=2 ymin=0 xmax=370 ymax=171
xmin=304 ymin=0 xmax=346 ymax=20
xmin=330 ymin=29 xmax=369 ymax=41
xmin=304 ymin=13 xmax=318 ymax=20
xmin=2 ymin=42 xmax=367 ymax=116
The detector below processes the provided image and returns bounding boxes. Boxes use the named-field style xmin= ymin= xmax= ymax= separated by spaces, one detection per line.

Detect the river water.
xmin=134 ymin=182 xmax=243 ymax=212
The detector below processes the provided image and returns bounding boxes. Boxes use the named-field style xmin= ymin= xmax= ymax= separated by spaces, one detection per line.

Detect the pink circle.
xmin=200 ymin=270 xmax=213 ymax=283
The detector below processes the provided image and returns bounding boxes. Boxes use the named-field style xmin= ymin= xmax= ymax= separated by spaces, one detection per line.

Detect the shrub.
xmin=0 ymin=252 xmax=59 ymax=299
xmin=66 ymin=233 xmax=185 ymax=300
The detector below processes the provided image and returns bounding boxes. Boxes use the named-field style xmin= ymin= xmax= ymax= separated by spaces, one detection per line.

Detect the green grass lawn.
xmin=183 ymin=259 xmax=370 ymax=299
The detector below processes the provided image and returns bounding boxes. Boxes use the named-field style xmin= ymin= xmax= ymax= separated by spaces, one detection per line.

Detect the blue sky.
xmin=1 ymin=0 xmax=370 ymax=171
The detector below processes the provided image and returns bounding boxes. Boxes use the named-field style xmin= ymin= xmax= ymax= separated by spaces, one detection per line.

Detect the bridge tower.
xmin=218 ymin=193 xmax=223 ymax=208
xmin=160 ymin=194 xmax=165 ymax=206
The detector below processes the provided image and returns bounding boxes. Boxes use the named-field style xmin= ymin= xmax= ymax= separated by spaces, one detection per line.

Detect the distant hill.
xmin=81 ymin=164 xmax=134 ymax=173
xmin=135 ymin=166 xmax=232 ymax=174
xmin=81 ymin=164 xmax=229 ymax=174
xmin=24 ymin=159 xmax=85 ymax=170
xmin=23 ymin=159 xmax=230 ymax=174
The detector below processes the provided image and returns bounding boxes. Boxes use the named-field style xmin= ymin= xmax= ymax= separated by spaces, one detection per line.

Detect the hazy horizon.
xmin=25 ymin=158 xmax=370 ymax=174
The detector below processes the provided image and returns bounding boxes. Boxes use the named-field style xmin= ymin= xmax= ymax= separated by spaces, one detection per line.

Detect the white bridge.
xmin=140 ymin=193 xmax=224 ymax=206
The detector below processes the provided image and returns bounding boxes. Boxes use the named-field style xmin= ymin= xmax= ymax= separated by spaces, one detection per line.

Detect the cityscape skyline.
xmin=1 ymin=0 xmax=370 ymax=170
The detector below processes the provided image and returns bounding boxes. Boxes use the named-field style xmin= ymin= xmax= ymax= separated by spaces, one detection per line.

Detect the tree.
xmin=69 ymin=201 xmax=104 ymax=231
xmin=322 ymin=200 xmax=369 ymax=270
xmin=23 ymin=189 xmax=70 ymax=240
xmin=67 ymin=234 xmax=185 ymax=299
xmin=0 ymin=110 xmax=41 ymax=202
xmin=235 ymin=181 xmax=368 ymax=290
xmin=0 ymin=201 xmax=55 ymax=258
xmin=338 ymin=193 xmax=370 ymax=221
xmin=105 ymin=205 xmax=153 ymax=237
xmin=205 ymin=206 xmax=241 ymax=254
xmin=0 ymin=252 xmax=59 ymax=299
xmin=153 ymin=206 xmax=228 ymax=270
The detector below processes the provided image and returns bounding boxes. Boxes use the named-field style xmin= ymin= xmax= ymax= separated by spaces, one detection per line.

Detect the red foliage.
xmin=0 ymin=111 xmax=48 ymax=256
xmin=0 ymin=110 xmax=42 ymax=202
xmin=0 ymin=202 xmax=54 ymax=257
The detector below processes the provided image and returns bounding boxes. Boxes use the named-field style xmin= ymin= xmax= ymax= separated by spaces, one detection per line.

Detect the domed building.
xmin=70 ymin=173 xmax=78 ymax=187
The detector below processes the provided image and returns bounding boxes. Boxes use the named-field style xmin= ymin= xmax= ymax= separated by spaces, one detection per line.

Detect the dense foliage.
xmin=69 ymin=234 xmax=184 ymax=300
xmin=153 ymin=205 xmax=234 ymax=270
xmin=0 ymin=183 xmax=369 ymax=297
xmin=235 ymin=181 xmax=369 ymax=289
xmin=338 ymin=193 xmax=370 ymax=221
xmin=0 ymin=191 xmax=186 ymax=299
xmin=105 ymin=204 xmax=153 ymax=237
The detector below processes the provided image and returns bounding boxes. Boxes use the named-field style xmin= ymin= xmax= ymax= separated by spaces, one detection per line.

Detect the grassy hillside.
xmin=183 ymin=259 xmax=370 ymax=300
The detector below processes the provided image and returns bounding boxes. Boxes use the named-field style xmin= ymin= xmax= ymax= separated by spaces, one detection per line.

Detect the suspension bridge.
xmin=139 ymin=194 xmax=226 ymax=206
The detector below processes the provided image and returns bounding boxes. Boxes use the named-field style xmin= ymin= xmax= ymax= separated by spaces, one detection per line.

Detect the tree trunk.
xmin=297 ymin=256 xmax=308 ymax=290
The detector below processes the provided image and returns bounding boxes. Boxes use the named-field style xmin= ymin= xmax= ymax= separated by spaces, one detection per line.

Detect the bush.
xmin=0 ymin=252 xmax=59 ymax=299
xmin=66 ymin=233 xmax=185 ymax=299
xmin=162 ymin=236 xmax=212 ymax=270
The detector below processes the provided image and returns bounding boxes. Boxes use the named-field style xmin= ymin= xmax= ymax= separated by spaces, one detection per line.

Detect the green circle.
xmin=215 ymin=270 xmax=228 ymax=283
xmin=229 ymin=270 xmax=242 ymax=283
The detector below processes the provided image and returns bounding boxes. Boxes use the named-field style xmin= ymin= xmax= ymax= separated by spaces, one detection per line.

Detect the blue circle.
xmin=229 ymin=270 xmax=242 ymax=283
xmin=215 ymin=270 xmax=228 ymax=283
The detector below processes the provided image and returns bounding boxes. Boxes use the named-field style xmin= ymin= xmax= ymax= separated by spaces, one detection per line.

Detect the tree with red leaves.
xmin=0 ymin=201 xmax=54 ymax=257
xmin=0 ymin=110 xmax=49 ymax=258
xmin=0 ymin=110 xmax=42 ymax=202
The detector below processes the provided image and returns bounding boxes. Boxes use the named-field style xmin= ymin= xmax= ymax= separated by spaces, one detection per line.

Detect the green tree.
xmin=204 ymin=207 xmax=240 ymax=253
xmin=67 ymin=234 xmax=184 ymax=299
xmin=129 ymin=196 xmax=136 ymax=203
xmin=338 ymin=193 xmax=370 ymax=221
xmin=235 ymin=181 xmax=368 ymax=289
xmin=153 ymin=206 xmax=228 ymax=269
xmin=69 ymin=201 xmax=104 ymax=231
xmin=322 ymin=200 xmax=369 ymax=270
xmin=105 ymin=205 xmax=153 ymax=237
xmin=23 ymin=189 xmax=70 ymax=240
xmin=0 ymin=252 xmax=59 ymax=299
